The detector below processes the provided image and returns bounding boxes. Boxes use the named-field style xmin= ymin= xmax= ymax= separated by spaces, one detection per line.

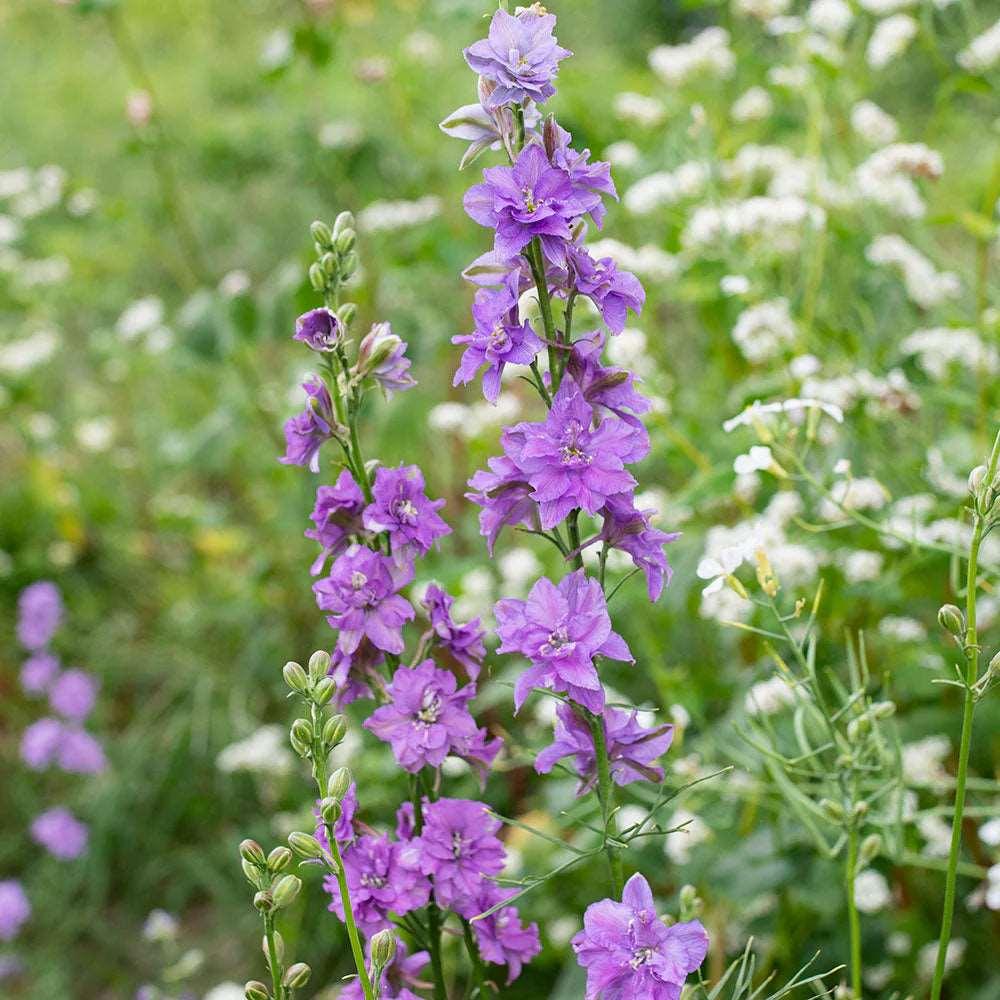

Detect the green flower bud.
xmin=851 ymin=800 xmax=869 ymax=819
xmin=308 ymin=262 xmax=326 ymax=293
xmin=267 ymin=846 xmax=293 ymax=873
xmin=323 ymin=714 xmax=347 ymax=747
xmin=242 ymin=859 xmax=264 ymax=888
xmin=871 ymin=700 xmax=896 ymax=719
xmin=308 ymin=649 xmax=331 ymax=683
xmin=283 ymin=963 xmax=312 ymax=989
xmin=245 ymin=981 xmax=270 ymax=1000
xmin=335 ymin=229 xmax=356 ymax=254
xmin=262 ymin=931 xmax=285 ymax=964
xmin=310 ymin=220 xmax=333 ymax=249
xmin=283 ymin=661 xmax=309 ymax=695
xmin=321 ymin=797 xmax=343 ymax=826
xmin=288 ymin=831 xmax=325 ymax=860
xmin=339 ymin=251 xmax=358 ymax=277
xmin=819 ymin=798 xmax=845 ymax=821
xmin=313 ymin=676 xmax=336 ymax=707
xmin=333 ymin=210 xmax=355 ymax=236
xmin=253 ymin=890 xmax=274 ymax=913
xmin=859 ymin=833 xmax=882 ymax=867
xmin=321 ymin=252 xmax=338 ymax=278
xmin=290 ymin=718 xmax=313 ymax=757
xmin=969 ymin=464 xmax=988 ymax=495
xmin=240 ymin=839 xmax=267 ymax=867
xmin=271 ymin=874 xmax=302 ymax=909
xmin=938 ymin=604 xmax=965 ymax=637
xmin=328 ymin=766 xmax=352 ymax=801
xmin=370 ymin=929 xmax=397 ymax=971
xmin=336 ymin=302 xmax=357 ymax=328
xmin=846 ymin=715 xmax=871 ymax=742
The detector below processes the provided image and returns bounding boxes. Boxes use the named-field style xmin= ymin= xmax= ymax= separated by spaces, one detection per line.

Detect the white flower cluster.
xmin=807 ymin=0 xmax=854 ymax=38
xmin=900 ymin=327 xmax=999 ymax=379
xmin=0 ymin=328 xmax=60 ymax=378
xmin=216 ymin=725 xmax=294 ymax=776
xmin=957 ymin=17 xmax=1000 ymax=73
xmin=0 ymin=164 xmax=66 ymax=218
xmin=613 ymin=92 xmax=666 ymax=127
xmin=731 ymin=86 xmax=774 ymax=122
xmin=744 ymin=674 xmax=799 ymax=716
xmin=855 ymin=143 xmax=944 ymax=218
xmin=854 ymin=869 xmax=892 ymax=913
xmin=731 ymin=298 xmax=798 ymax=363
xmin=357 ymin=195 xmax=442 ymax=233
xmin=734 ymin=0 xmax=791 ymax=19
xmin=819 ymin=476 xmax=889 ymax=520
xmin=800 ymin=365 xmax=919 ymax=419
xmin=866 ymin=14 xmax=918 ymax=70
xmin=683 ymin=196 xmax=826 ymax=252
xmin=649 ymin=27 xmax=736 ymax=87
xmin=866 ymin=234 xmax=960 ymax=309
xmin=586 ymin=238 xmax=681 ymax=283
xmin=623 ymin=162 xmax=710 ymax=215
xmin=851 ymin=100 xmax=899 ymax=146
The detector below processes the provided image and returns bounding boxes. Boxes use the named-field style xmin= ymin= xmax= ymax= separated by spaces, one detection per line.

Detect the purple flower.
xmin=466 ymin=454 xmax=536 ymax=555
xmin=57 ymin=728 xmax=107 ymax=774
xmin=280 ymin=375 xmax=338 ymax=473
xmin=421 ymin=584 xmax=486 ymax=680
xmin=315 ymin=782 xmax=358 ymax=847
xmin=20 ymin=717 xmax=64 ymax=770
xmin=20 ymin=652 xmax=60 ymax=695
xmin=293 ymin=307 xmax=342 ymax=352
xmin=395 ymin=801 xmax=416 ymax=840
xmin=536 ymin=703 xmax=674 ymax=794
xmin=30 ymin=807 xmax=89 ymax=860
xmin=341 ymin=941 xmax=429 ymax=1000
xmin=48 ymin=669 xmax=98 ymax=722
xmin=572 ymin=874 xmax=709 ymax=1000
xmin=0 ymin=881 xmax=30 ymax=942
xmin=17 ymin=581 xmax=62 ymax=651
xmin=464 ymin=143 xmax=592 ymax=263
xmin=365 ymin=660 xmax=501 ymax=777
xmin=363 ymin=464 xmax=451 ymax=564
xmin=568 ymin=245 xmax=645 ymax=334
xmin=502 ymin=375 xmax=646 ymax=530
xmin=495 ymin=570 xmax=632 ymax=714
xmin=328 ymin=641 xmax=384 ymax=706
xmin=469 ymin=883 xmax=541 ymax=983
xmin=548 ymin=124 xmax=617 ymax=228
xmin=415 ymin=798 xmax=506 ymax=912
xmin=305 ymin=470 xmax=366 ymax=575
xmin=565 ymin=332 xmax=650 ymax=427
xmin=358 ymin=323 xmax=417 ymax=397
xmin=463 ymin=7 xmax=571 ymax=109
xmin=597 ymin=494 xmax=680 ymax=602
xmin=313 ymin=545 xmax=415 ymax=656
xmin=325 ymin=834 xmax=430 ymax=935
xmin=452 ymin=288 xmax=542 ymax=403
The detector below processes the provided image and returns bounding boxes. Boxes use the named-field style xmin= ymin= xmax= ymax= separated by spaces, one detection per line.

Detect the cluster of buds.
xmin=308 ymin=212 xmax=358 ymax=304
xmin=284 ymin=651 xmax=347 ymax=777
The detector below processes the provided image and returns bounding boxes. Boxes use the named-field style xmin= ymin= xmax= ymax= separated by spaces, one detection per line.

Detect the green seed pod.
xmin=283 ymin=661 xmax=309 ymax=695
xmin=321 ymin=797 xmax=343 ymax=826
xmin=267 ymin=846 xmax=293 ymax=873
xmin=323 ymin=714 xmax=347 ymax=747
xmin=938 ymin=604 xmax=965 ymax=637
xmin=370 ymin=929 xmax=397 ymax=971
xmin=244 ymin=981 xmax=270 ymax=1000
xmin=336 ymin=302 xmax=357 ymax=328
xmin=283 ymin=963 xmax=312 ymax=989
xmin=308 ymin=262 xmax=327 ymax=293
xmin=328 ymin=766 xmax=352 ymax=801
xmin=310 ymin=220 xmax=333 ymax=249
xmin=859 ymin=833 xmax=882 ymax=867
xmin=308 ymin=649 xmax=331 ymax=683
xmin=271 ymin=874 xmax=302 ymax=909
xmin=253 ymin=890 xmax=274 ymax=913
xmin=333 ymin=210 xmax=355 ymax=236
xmin=288 ymin=831 xmax=325 ymax=860
xmin=335 ymin=229 xmax=356 ymax=254
xmin=313 ymin=676 xmax=336 ymax=707
xmin=240 ymin=839 xmax=267 ymax=867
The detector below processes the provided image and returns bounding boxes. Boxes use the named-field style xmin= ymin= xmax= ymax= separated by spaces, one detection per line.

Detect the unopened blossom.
xmin=327 ymin=834 xmax=430 ymax=935
xmin=313 ymin=544 xmax=415 ymax=655
xmin=20 ymin=717 xmax=64 ymax=770
xmin=358 ymin=323 xmax=417 ymax=397
xmin=0 ymin=881 xmax=30 ymax=942
xmin=502 ymin=375 xmax=646 ymax=529
xmin=567 ymin=246 xmax=645 ymax=334
xmin=469 ymin=882 xmax=541 ymax=983
xmin=363 ymin=464 xmax=451 ymax=564
xmin=572 ymin=873 xmax=709 ymax=1000
xmin=452 ymin=288 xmax=542 ymax=403
xmin=597 ymin=493 xmax=679 ymax=602
xmin=280 ymin=376 xmax=337 ymax=473
xmin=463 ymin=6 xmax=571 ymax=110
xmin=315 ymin=781 xmax=358 ymax=846
xmin=341 ymin=941 xmax=429 ymax=1000
xmin=17 ymin=580 xmax=62 ymax=650
xmin=20 ymin=651 xmax=60 ymax=694
xmin=421 ymin=584 xmax=487 ymax=679
xmin=48 ymin=668 xmax=98 ymax=722
xmin=305 ymin=470 xmax=366 ymax=574
xmin=495 ymin=569 xmax=633 ymax=714
xmin=565 ymin=333 xmax=651 ymax=431
xmin=30 ymin=807 xmax=89 ymax=860
xmin=328 ymin=641 xmax=384 ymax=706
xmin=293 ymin=307 xmax=341 ymax=352
xmin=548 ymin=123 xmax=617 ymax=227
xmin=365 ymin=660 xmax=500 ymax=775
xmin=466 ymin=454 xmax=537 ymax=553
xmin=415 ymin=798 xmax=506 ymax=911
xmin=537 ymin=703 xmax=674 ymax=793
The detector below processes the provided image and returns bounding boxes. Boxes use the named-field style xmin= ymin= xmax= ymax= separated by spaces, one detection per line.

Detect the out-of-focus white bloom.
xmin=548 ymin=916 xmax=581 ymax=946
xmin=851 ymin=100 xmax=899 ymax=145
xmin=918 ymin=938 xmax=965 ymax=979
xmin=217 ymin=725 xmax=294 ymax=776
xmin=854 ymin=870 xmax=892 ymax=913
xmin=789 ymin=354 xmax=821 ymax=379
xmin=926 ymin=447 xmax=970 ymax=498
xmin=498 ymin=548 xmax=542 ymax=597
xmin=402 ymin=30 xmax=442 ymax=63
xmin=859 ymin=0 xmax=917 ymax=12
xmin=142 ymin=909 xmax=179 ymax=943
xmin=0 ymin=168 xmax=33 ymax=200
xmin=697 ymin=543 xmax=752 ymax=596
xmin=723 ymin=396 xmax=844 ymax=432
xmin=455 ymin=566 xmax=495 ymax=622
xmin=735 ymin=0 xmax=791 ymax=18
xmin=684 ymin=197 xmax=826 ymax=253
xmin=623 ymin=162 xmax=710 ymax=214
xmin=204 ymin=985 xmax=246 ymax=1000
xmin=917 ymin=813 xmax=953 ymax=857
xmin=604 ymin=140 xmax=641 ymax=169
xmin=731 ymin=299 xmax=798 ymax=363
xmin=804 ymin=33 xmax=843 ymax=64
xmin=260 ymin=28 xmax=293 ymax=70
xmin=800 ymin=367 xmax=918 ymax=417
xmin=867 ymin=14 xmax=918 ymax=69
xmin=731 ymin=86 xmax=773 ymax=123
xmin=958 ymin=18 xmax=1000 ymax=72
xmin=649 ymin=28 xmax=735 ymax=87
xmin=10 ymin=165 xmax=66 ymax=218
xmin=613 ymin=92 xmax=666 ymax=127
xmin=16 ymin=256 xmax=70 ymax=287
xmin=218 ymin=270 xmax=251 ymax=298
xmin=318 ymin=119 xmax=364 ymax=150
xmin=606 ymin=328 xmax=654 ymax=377
xmin=0 ymin=215 xmax=21 ymax=245
xmin=664 ymin=810 xmax=711 ymax=864
xmin=767 ymin=65 xmax=810 ymax=89
xmin=721 ymin=274 xmax=750 ymax=296
xmin=979 ymin=818 xmax=1000 ymax=847
xmin=75 ymin=417 xmax=115 ymax=452
xmin=867 ymin=235 xmax=960 ymax=309
xmin=767 ymin=16 xmax=805 ymax=36
xmin=734 ymin=445 xmax=775 ymax=476
xmin=855 ymin=143 xmax=943 ymax=218
xmin=587 ymin=239 xmax=680 ymax=283
xmin=126 ymin=90 xmax=153 ymax=128
xmin=428 ymin=401 xmax=469 ymax=433
xmin=879 ymin=616 xmax=927 ymax=641
xmin=808 ymin=0 xmax=853 ymax=38
xmin=820 ymin=476 xmax=889 ymax=520
xmin=67 ymin=188 xmax=98 ymax=217
xmin=985 ymin=864 xmax=1000 ymax=911
xmin=0 ymin=328 xmax=60 ymax=377
xmin=117 ymin=296 xmax=165 ymax=340
xmin=358 ymin=195 xmax=441 ymax=233
xmin=888 ymin=932 xmax=912 ymax=956
xmin=901 ymin=735 xmax=951 ymax=786
xmin=901 ymin=327 xmax=999 ymax=379
xmin=842 ymin=550 xmax=884 ymax=583
xmin=745 ymin=675 xmax=798 ymax=716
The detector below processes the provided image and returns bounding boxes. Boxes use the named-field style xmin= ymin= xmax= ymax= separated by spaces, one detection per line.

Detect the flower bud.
xmin=335 ymin=229 xmax=356 ymax=254
xmin=245 ymin=981 xmax=270 ymax=1000
xmin=333 ymin=210 xmax=355 ymax=236
xmin=271 ymin=874 xmax=302 ymax=909
xmin=819 ymin=798 xmax=845 ymax=821
xmin=336 ymin=302 xmax=357 ymax=329
xmin=240 ymin=839 xmax=267 ymax=867
xmin=320 ymin=252 xmax=338 ymax=278
xmin=846 ymin=715 xmax=871 ymax=742
xmin=358 ymin=327 xmax=403 ymax=374
xmin=283 ymin=963 xmax=312 ymax=989
xmin=323 ymin=714 xmax=347 ymax=747
xmin=542 ymin=114 xmax=559 ymax=159
xmin=938 ymin=604 xmax=965 ymax=637
xmin=321 ymin=797 xmax=343 ymax=826
xmin=313 ymin=676 xmax=336 ymax=707
xmin=370 ymin=929 xmax=397 ymax=972
xmin=871 ymin=700 xmax=896 ymax=719
xmin=989 ymin=649 xmax=1000 ymax=676
xmin=851 ymin=800 xmax=869 ymax=819
xmin=288 ymin=830 xmax=325 ymax=859
xmin=859 ymin=833 xmax=882 ymax=867
xmin=267 ymin=846 xmax=293 ymax=873
xmin=340 ymin=251 xmax=358 ymax=278
xmin=310 ymin=220 xmax=333 ymax=249
xmin=328 ymin=766 xmax=352 ymax=801
xmin=291 ymin=717 xmax=313 ymax=747
xmin=308 ymin=262 xmax=327 ymax=293
xmin=262 ymin=931 xmax=285 ymax=964
xmin=253 ymin=890 xmax=274 ymax=913
xmin=242 ymin=859 xmax=264 ymax=888
xmin=969 ymin=464 xmax=988 ymax=495
xmin=283 ymin=661 xmax=309 ymax=695
xmin=308 ymin=649 xmax=331 ymax=683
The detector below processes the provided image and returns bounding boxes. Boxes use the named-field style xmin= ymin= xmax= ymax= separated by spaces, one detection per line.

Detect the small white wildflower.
xmin=613 ymin=92 xmax=666 ymax=127
xmin=117 ymin=296 xmax=165 ymax=340
xmin=664 ymin=809 xmax=711 ymax=864
xmin=720 ymin=274 xmax=750 ymax=296
xmin=648 ymin=27 xmax=735 ymax=87
xmin=731 ymin=86 xmax=773 ymax=123
xmin=917 ymin=938 xmax=965 ymax=979
xmin=587 ymin=238 xmax=680 ymax=283
xmin=958 ymin=18 xmax=1000 ymax=73
xmin=867 ymin=235 xmax=960 ymax=309
xmin=807 ymin=0 xmax=853 ymax=38
xmin=604 ymin=140 xmax=640 ymax=169
xmin=142 ymin=909 xmax=179 ymax=943
xmin=623 ymin=162 xmax=710 ymax=214
xmin=498 ymin=548 xmax=542 ymax=597
xmin=427 ymin=402 xmax=468 ymax=433
xmin=767 ymin=16 xmax=805 ymax=37
xmin=867 ymin=14 xmax=918 ymax=70
xmin=901 ymin=327 xmax=998 ymax=379
xmin=731 ymin=299 xmax=798 ymax=363
xmin=75 ymin=417 xmax=115 ymax=453
xmin=733 ymin=445 xmax=775 ymax=476
xmin=0 ymin=328 xmax=60 ymax=377
xmin=318 ymin=119 xmax=364 ymax=150
xmin=204 ymin=985 xmax=246 ymax=1000
xmin=854 ymin=870 xmax=892 ymax=913
xmin=0 ymin=215 xmax=21 ymax=245
xmin=260 ymin=29 xmax=293 ymax=70
xmin=789 ymin=354 xmax=821 ymax=379
xmin=767 ymin=65 xmax=810 ymax=89
xmin=723 ymin=396 xmax=844 ymax=432
xmin=979 ymin=818 xmax=1000 ymax=847
xmin=851 ymin=100 xmax=899 ymax=146
xmin=842 ymin=550 xmax=884 ymax=583
xmin=218 ymin=270 xmax=251 ymax=298
xmin=684 ymin=196 xmax=826 ymax=253
xmin=901 ymin=734 xmax=951 ymax=786
xmin=358 ymin=195 xmax=441 ymax=234
xmin=735 ymin=0 xmax=791 ymax=18
xmin=887 ymin=931 xmax=912 ymax=956
xmin=745 ymin=675 xmax=798 ymax=716
xmin=217 ymin=725 xmax=294 ymax=776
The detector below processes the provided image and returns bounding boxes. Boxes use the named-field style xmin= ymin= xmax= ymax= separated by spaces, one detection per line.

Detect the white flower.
xmin=901 ymin=735 xmax=951 ymax=786
xmin=218 ymin=270 xmax=251 ymax=298
xmin=918 ymin=938 xmax=965 ymax=979
xmin=697 ymin=544 xmax=749 ymax=595
xmin=648 ymin=28 xmax=735 ymax=87
xmin=789 ymin=354 xmax=821 ymax=379
xmin=867 ymin=14 xmax=918 ymax=70
xmin=260 ymin=29 xmax=293 ymax=70
xmin=217 ymin=725 xmax=294 ymax=776
xmin=358 ymin=195 xmax=441 ymax=233
xmin=604 ymin=141 xmax=641 ymax=169
xmin=986 ymin=864 xmax=1000 ymax=911
xmin=720 ymin=274 xmax=750 ymax=296
xmin=854 ymin=870 xmax=892 ymax=913
xmin=0 ymin=214 xmax=21 ymax=245
xmin=735 ymin=0 xmax=791 ymax=18
xmin=867 ymin=235 xmax=960 ymax=309
xmin=734 ymin=445 xmax=775 ymax=476
xmin=979 ymin=818 xmax=1000 ymax=847
xmin=0 ymin=328 xmax=60 ymax=377
xmin=498 ymin=548 xmax=542 ymax=597
xmin=75 ymin=417 xmax=115 ymax=452
xmin=428 ymin=402 xmax=468 ymax=432
xmin=858 ymin=0 xmax=918 ymax=12
xmin=117 ymin=296 xmax=165 ymax=340
xmin=664 ymin=809 xmax=710 ymax=864
xmin=901 ymin=327 xmax=999 ymax=379
xmin=745 ymin=675 xmax=798 ymax=716
xmin=820 ymin=477 xmax=889 ymax=520
xmin=842 ymin=550 xmax=884 ymax=583
xmin=855 ymin=144 xmax=943 ymax=218
xmin=318 ymin=119 xmax=364 ymax=150
xmin=958 ymin=18 xmax=1000 ymax=72
xmin=683 ymin=197 xmax=826 ymax=253
xmin=606 ymin=328 xmax=653 ymax=377
xmin=204 ymin=985 xmax=247 ymax=1000
xmin=142 ymin=909 xmax=179 ymax=943
xmin=807 ymin=0 xmax=853 ymax=38
xmin=613 ymin=92 xmax=666 ymax=127
xmin=623 ymin=162 xmax=710 ymax=214
xmin=767 ymin=65 xmax=810 ymax=89
xmin=723 ymin=397 xmax=844 ymax=432
xmin=731 ymin=86 xmax=773 ymax=123
xmin=731 ymin=299 xmax=798 ymax=363
xmin=587 ymin=239 xmax=680 ymax=283
xmin=851 ymin=100 xmax=899 ymax=146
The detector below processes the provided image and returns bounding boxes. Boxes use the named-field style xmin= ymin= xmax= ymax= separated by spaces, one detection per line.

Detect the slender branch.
xmin=586 ymin=709 xmax=624 ymax=896
xmin=264 ymin=914 xmax=285 ymax=1000
xmin=845 ymin=825 xmax=862 ymax=999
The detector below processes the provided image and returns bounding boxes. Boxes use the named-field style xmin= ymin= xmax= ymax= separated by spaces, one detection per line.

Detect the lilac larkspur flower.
xmin=20 ymin=651 xmax=60 ymax=695
xmin=464 ymin=143 xmax=593 ymax=262
xmin=502 ymin=375 xmax=647 ymax=529
xmin=314 ymin=781 xmax=357 ymax=847
xmin=305 ymin=470 xmax=366 ymax=575
xmin=313 ymin=544 xmax=415 ymax=655
xmin=568 ymin=245 xmax=645 ymax=334
xmin=565 ymin=332 xmax=650 ymax=428
xmin=466 ymin=454 xmax=536 ymax=554
xmin=48 ymin=668 xmax=98 ymax=722
xmin=365 ymin=660 xmax=501 ymax=776
xmin=469 ymin=882 xmax=541 ymax=983
xmin=328 ymin=641 xmax=384 ymax=706
xmin=421 ymin=584 xmax=486 ymax=680
xmin=30 ymin=807 xmax=89 ymax=860
xmin=57 ymin=728 xmax=106 ymax=774
xmin=17 ymin=581 xmax=62 ymax=650
xmin=597 ymin=494 xmax=680 ymax=602
xmin=549 ymin=124 xmax=617 ymax=228
xmin=358 ymin=323 xmax=417 ymax=397
xmin=293 ymin=307 xmax=341 ymax=352
xmin=363 ymin=464 xmax=451 ymax=564
xmin=0 ymin=881 xmax=30 ymax=942
xmin=463 ymin=6 xmax=571 ymax=110
xmin=20 ymin=717 xmax=64 ymax=770
xmin=325 ymin=834 xmax=430 ymax=935
xmin=536 ymin=703 xmax=674 ymax=794
xmin=415 ymin=798 xmax=505 ymax=911
xmin=341 ymin=941 xmax=429 ymax=1000
xmin=495 ymin=569 xmax=633 ymax=714
xmin=452 ymin=288 xmax=542 ymax=403
xmin=572 ymin=873 xmax=709 ymax=1000
xmin=280 ymin=375 xmax=338 ymax=473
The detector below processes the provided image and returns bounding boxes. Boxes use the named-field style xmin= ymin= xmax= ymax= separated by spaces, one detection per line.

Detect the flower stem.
xmin=410 ymin=782 xmax=447 ymax=1000
xmin=586 ymin=710 xmax=624 ymax=896
xmin=845 ymin=824 xmax=862 ymax=998
xmin=264 ymin=914 xmax=285 ymax=1000
xmin=567 ymin=510 xmax=585 ymax=571
xmin=462 ymin=918 xmax=486 ymax=998
xmin=330 ymin=836 xmax=376 ymax=1000
xmin=527 ymin=238 xmax=560 ymax=388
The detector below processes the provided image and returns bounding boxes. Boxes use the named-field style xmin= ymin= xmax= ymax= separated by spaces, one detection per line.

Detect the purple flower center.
xmin=361 ymin=872 xmax=387 ymax=889
xmin=417 ymin=689 xmax=443 ymax=725
xmin=559 ymin=422 xmax=592 ymax=467
xmin=392 ymin=497 xmax=419 ymax=523
xmin=351 ymin=571 xmax=369 ymax=591
xmin=630 ymin=947 xmax=654 ymax=969
xmin=541 ymin=626 xmax=575 ymax=656
xmin=451 ymin=831 xmax=466 ymax=859
xmin=521 ymin=187 xmax=539 ymax=213
xmin=489 ymin=323 xmax=510 ymax=351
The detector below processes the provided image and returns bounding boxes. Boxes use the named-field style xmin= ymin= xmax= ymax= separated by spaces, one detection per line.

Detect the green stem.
xmin=845 ymin=825 xmax=862 ymax=998
xmin=410 ymin=783 xmax=447 ymax=1000
xmin=527 ymin=239 xmax=560 ymax=388
xmin=567 ymin=510 xmax=584 ymax=571
xmin=462 ymin=918 xmax=487 ymax=997
xmin=330 ymin=836 xmax=376 ymax=1000
xmin=264 ymin=914 xmax=285 ymax=1000
xmin=586 ymin=710 xmax=624 ymax=896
